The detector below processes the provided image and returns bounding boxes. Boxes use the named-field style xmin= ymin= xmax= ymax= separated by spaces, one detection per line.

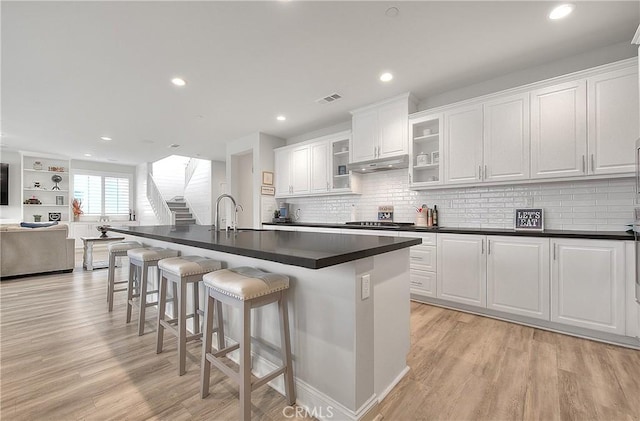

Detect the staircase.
xmin=166 ymin=197 xmax=196 ymax=226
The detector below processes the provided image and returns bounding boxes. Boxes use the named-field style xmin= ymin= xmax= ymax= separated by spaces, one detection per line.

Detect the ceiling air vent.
xmin=316 ymin=93 xmax=342 ymax=105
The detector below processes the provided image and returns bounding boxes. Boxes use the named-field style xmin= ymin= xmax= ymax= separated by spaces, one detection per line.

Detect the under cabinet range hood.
xmin=346 ymin=154 xmax=409 ymax=173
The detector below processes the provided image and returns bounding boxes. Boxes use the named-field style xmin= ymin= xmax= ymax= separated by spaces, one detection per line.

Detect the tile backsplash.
xmin=283 ymin=170 xmax=636 ymax=231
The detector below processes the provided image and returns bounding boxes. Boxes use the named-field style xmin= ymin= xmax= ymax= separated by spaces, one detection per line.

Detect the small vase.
xmin=33 ymin=215 xmax=42 ymax=222
xmin=73 ymin=215 xmax=80 ymax=222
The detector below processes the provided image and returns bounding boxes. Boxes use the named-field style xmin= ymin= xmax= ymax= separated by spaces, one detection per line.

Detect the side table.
xmin=81 ymin=236 xmax=126 ymax=270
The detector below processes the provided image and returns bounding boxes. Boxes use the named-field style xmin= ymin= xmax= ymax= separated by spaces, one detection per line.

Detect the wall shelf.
xmin=413 ymin=133 xmax=439 ymax=142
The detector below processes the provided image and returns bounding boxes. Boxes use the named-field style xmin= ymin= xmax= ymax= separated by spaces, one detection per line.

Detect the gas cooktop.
xmin=345 ymin=221 xmax=415 ymax=227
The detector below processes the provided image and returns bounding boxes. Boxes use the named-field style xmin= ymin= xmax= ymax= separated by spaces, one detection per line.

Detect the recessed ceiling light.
xmin=84 ymin=153 xmax=92 ymax=157
xmin=380 ymin=72 xmax=393 ymax=82
xmin=100 ymin=136 xmax=112 ymax=141
xmin=549 ymin=4 xmax=574 ymax=20
xmin=276 ymin=115 xmax=286 ymax=121
xmin=171 ymin=77 xmax=187 ymax=86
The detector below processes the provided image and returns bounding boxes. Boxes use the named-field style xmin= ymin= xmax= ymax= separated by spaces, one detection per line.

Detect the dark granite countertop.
xmin=107 ymin=225 xmax=422 ymax=269
xmin=263 ymin=222 xmax=634 ymax=241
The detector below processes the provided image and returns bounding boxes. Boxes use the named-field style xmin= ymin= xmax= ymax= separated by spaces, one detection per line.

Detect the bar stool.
xmin=156 ymin=256 xmax=223 ymax=376
xmin=106 ymin=240 xmax=142 ymax=312
xmin=200 ymin=267 xmax=295 ymax=421
xmin=126 ymin=247 xmax=179 ymax=335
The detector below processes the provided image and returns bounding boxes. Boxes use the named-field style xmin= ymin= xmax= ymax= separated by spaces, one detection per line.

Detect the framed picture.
xmin=514 ymin=208 xmax=544 ymax=231
xmin=48 ymin=212 xmax=62 ymax=222
xmin=262 ymin=171 xmax=274 ymax=186
xmin=261 ymin=186 xmax=275 ymax=195
xmin=56 ymin=195 xmax=64 ymax=205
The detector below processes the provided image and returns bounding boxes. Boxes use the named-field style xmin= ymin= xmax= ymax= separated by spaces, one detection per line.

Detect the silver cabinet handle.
xmin=326 ymin=181 xmax=330 ymax=191
xmin=553 ymin=244 xmax=557 ymax=260
xmin=481 ymin=239 xmax=485 ymax=254
xmin=410 ymin=256 xmax=422 ymax=260
xmin=478 ymin=165 xmax=482 ymax=180
xmin=591 ymin=154 xmax=595 ymax=172
xmin=408 ymin=173 xmax=412 ymax=183
xmin=487 ymin=239 xmax=491 ymax=255
xmin=582 ymin=155 xmax=586 ymax=173
xmin=484 ymin=165 xmax=487 ymax=179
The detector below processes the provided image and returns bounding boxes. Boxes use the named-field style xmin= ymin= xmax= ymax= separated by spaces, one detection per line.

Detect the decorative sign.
xmin=377 ymin=205 xmax=394 ymax=221
xmin=515 ymin=208 xmax=544 ymax=231
xmin=48 ymin=212 xmax=62 ymax=222
xmin=262 ymin=171 xmax=273 ymax=186
xmin=261 ymin=186 xmax=275 ymax=196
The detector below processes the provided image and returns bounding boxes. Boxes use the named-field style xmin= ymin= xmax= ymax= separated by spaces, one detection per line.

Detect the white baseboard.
xmin=377 ymin=365 xmax=409 ymax=402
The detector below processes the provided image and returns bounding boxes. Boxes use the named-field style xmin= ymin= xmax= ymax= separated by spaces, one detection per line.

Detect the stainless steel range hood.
xmin=346 ymin=154 xmax=409 ymax=173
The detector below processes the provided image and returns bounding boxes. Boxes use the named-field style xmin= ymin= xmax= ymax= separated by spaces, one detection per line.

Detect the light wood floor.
xmin=1 ymin=256 xmax=639 ymax=421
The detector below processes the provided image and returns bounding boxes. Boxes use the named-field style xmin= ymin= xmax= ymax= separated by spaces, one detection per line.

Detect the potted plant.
xmin=72 ymin=198 xmax=83 ymax=222
xmin=33 ymin=215 xmax=42 ymax=222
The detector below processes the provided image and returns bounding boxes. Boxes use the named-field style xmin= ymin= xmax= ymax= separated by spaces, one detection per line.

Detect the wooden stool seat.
xmin=126 ymin=247 xmax=179 ymax=335
xmin=106 ymin=241 xmax=142 ymax=312
xmin=156 ymin=256 xmax=223 ymax=376
xmin=200 ymin=267 xmax=295 ymax=421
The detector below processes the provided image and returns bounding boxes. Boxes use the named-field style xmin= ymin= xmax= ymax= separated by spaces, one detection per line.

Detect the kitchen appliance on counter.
xmin=345 ymin=221 xmax=415 ymax=228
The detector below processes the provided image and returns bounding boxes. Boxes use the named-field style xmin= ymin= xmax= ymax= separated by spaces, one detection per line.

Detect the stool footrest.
xmin=253 ymin=367 xmax=286 ymax=390
xmin=212 ymin=343 xmax=240 ymax=358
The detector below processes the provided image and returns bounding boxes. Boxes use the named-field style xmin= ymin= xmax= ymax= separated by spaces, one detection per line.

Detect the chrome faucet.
xmin=214 ymin=194 xmax=240 ymax=232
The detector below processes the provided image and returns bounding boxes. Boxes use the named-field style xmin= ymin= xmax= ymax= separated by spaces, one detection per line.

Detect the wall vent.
xmin=316 ymin=93 xmax=343 ymax=104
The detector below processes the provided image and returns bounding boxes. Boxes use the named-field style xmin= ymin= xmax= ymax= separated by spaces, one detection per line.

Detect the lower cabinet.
xmin=551 ymin=239 xmax=625 ymax=335
xmin=437 ymin=234 xmax=486 ymax=306
xmin=487 ymin=236 xmax=550 ymax=320
xmin=399 ymin=232 xmax=437 ymax=298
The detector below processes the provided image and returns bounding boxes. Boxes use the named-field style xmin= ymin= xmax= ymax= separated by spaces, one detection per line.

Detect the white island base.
xmin=124 ymin=236 xmax=411 ymax=421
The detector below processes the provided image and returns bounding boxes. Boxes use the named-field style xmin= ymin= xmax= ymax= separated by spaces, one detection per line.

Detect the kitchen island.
xmin=108 ymin=225 xmax=421 ymax=421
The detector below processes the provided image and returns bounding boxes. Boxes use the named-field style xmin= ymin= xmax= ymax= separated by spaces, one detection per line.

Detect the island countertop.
xmin=108 ymin=225 xmax=421 ymax=269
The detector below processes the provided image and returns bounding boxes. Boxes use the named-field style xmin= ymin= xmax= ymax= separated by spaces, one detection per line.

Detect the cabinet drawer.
xmin=410 ymin=246 xmax=436 ymax=271
xmin=398 ymin=231 xmax=436 ymax=245
xmin=410 ymin=269 xmax=436 ymax=297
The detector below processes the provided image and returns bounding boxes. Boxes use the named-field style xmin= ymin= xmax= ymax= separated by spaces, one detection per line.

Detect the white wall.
xmin=151 ymin=155 xmax=190 ymax=200
xmin=0 ymin=150 xmax=23 ymax=222
xmin=287 ymin=170 xmax=635 ymax=232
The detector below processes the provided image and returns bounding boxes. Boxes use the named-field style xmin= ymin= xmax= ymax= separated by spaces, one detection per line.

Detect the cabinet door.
xmin=588 ymin=67 xmax=639 ymax=175
xmin=443 ymin=105 xmax=483 ymax=184
xmin=437 ymin=234 xmax=486 ymax=307
xmin=274 ymin=148 xmax=291 ymax=197
xmin=551 ymin=239 xmax=625 ymax=334
xmin=290 ymin=146 xmax=310 ymax=194
xmin=483 ymin=93 xmax=530 ymax=182
xmin=309 ymin=142 xmax=329 ymax=193
xmin=487 ymin=236 xmax=550 ymax=320
xmin=531 ymin=80 xmax=587 ymax=179
xmin=378 ymin=100 xmax=408 ymax=158
xmin=351 ymin=109 xmax=378 ymax=162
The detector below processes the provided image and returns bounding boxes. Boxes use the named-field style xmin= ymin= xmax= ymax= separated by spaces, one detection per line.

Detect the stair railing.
xmin=185 ymin=158 xmax=198 ymax=187
xmin=147 ymin=173 xmax=176 ymax=225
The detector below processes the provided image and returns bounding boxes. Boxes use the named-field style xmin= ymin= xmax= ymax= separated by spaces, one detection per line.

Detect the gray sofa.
xmin=0 ymin=223 xmax=75 ymax=278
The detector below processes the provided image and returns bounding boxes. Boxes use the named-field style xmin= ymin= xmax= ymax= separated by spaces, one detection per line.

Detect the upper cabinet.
xmin=408 ymin=113 xmax=443 ymax=187
xmin=531 ymin=80 xmax=587 ymax=179
xmin=274 ymin=131 xmax=360 ymax=198
xmin=587 ymin=66 xmax=639 ymax=175
xmin=411 ymin=58 xmax=638 ymax=190
xmin=443 ymin=104 xmax=484 ymax=184
xmin=351 ymin=93 xmax=417 ymax=163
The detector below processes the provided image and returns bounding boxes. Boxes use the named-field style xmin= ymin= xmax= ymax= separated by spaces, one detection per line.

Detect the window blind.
xmin=73 ymin=173 xmax=130 ymax=216
xmin=104 ymin=177 xmax=130 ymax=215
xmin=73 ymin=174 xmax=102 ymax=215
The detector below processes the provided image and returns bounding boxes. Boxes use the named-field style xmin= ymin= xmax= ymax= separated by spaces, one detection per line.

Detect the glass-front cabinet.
xmin=409 ymin=112 xmax=443 ymax=188
xmin=331 ymin=136 xmax=351 ymax=191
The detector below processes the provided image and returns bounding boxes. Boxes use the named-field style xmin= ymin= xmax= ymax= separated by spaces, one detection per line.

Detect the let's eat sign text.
xmin=515 ymin=209 xmax=544 ymax=231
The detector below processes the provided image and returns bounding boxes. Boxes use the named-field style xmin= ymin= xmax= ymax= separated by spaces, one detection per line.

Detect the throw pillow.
xmin=20 ymin=221 xmax=59 ymax=228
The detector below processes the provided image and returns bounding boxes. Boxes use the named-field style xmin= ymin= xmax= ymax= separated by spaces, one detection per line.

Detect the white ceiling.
xmin=2 ymin=1 xmax=638 ymax=165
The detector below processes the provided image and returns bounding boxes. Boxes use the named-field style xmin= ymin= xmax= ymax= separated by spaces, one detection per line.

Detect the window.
xmin=73 ymin=172 xmax=131 ymax=216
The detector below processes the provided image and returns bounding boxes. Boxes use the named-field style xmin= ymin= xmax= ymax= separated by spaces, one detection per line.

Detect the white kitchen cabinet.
xmin=551 ymin=239 xmax=625 ymax=335
xmin=437 ymin=234 xmax=486 ymax=306
xmin=483 ymin=93 xmax=530 ymax=182
xmin=486 ymin=236 xmax=550 ymax=320
xmin=310 ymin=141 xmax=329 ymax=193
xmin=399 ymin=231 xmax=438 ymax=298
xmin=531 ymin=80 xmax=587 ymax=179
xmin=275 ymin=131 xmax=359 ymax=198
xmin=587 ymin=66 xmax=639 ymax=175
xmin=351 ymin=93 xmax=416 ymax=163
xmin=443 ymin=104 xmax=483 ymax=184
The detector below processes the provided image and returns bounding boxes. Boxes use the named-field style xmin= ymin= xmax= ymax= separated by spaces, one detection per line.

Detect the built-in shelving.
xmin=21 ymin=152 xmax=71 ymax=223
xmin=409 ymin=113 xmax=443 ymax=186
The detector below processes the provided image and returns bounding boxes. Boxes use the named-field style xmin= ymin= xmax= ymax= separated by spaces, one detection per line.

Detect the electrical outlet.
xmin=361 ymin=274 xmax=370 ymax=300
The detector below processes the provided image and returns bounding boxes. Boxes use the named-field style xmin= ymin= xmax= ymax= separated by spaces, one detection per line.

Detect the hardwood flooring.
xmin=1 ymin=256 xmax=639 ymax=420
